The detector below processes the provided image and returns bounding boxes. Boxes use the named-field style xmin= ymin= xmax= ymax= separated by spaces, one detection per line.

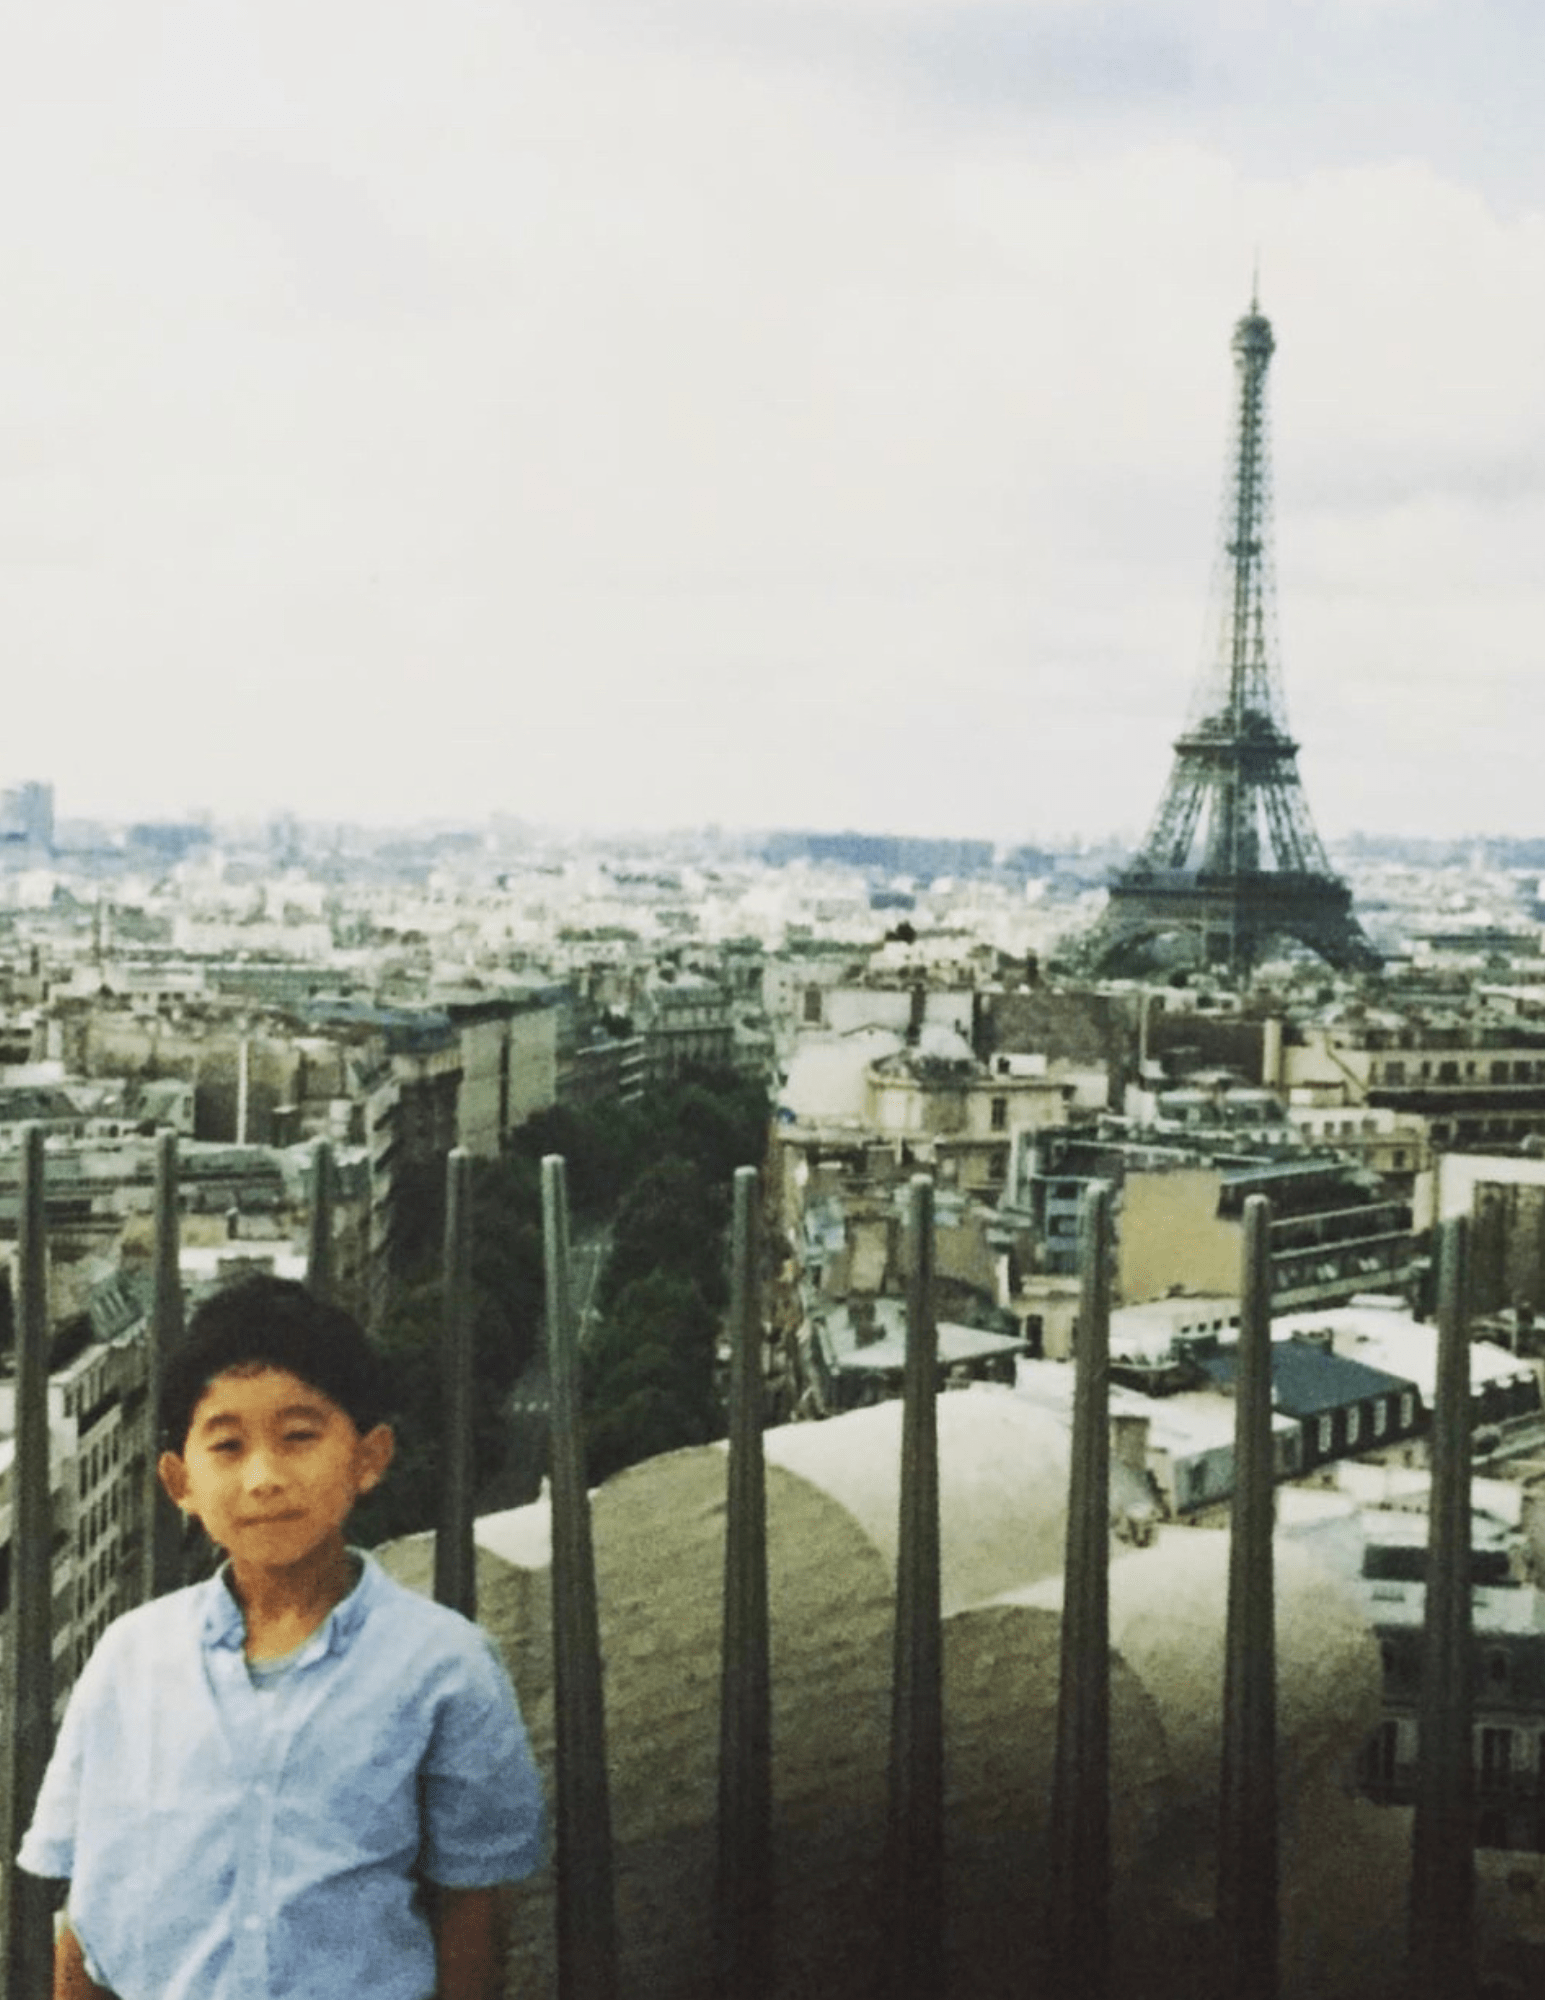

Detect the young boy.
xmin=19 ymin=1274 xmax=546 ymax=2000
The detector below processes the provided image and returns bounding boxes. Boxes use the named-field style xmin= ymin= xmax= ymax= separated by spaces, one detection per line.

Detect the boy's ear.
xmin=158 ymin=1451 xmax=192 ymax=1512
xmin=354 ymin=1423 xmax=394 ymax=1496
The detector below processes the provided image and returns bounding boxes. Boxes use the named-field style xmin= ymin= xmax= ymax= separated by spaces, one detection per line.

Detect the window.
xmin=990 ymin=1095 xmax=1008 ymax=1131
xmin=1317 ymin=1414 xmax=1333 ymax=1454
xmin=1346 ymin=1404 xmax=1361 ymax=1447
xmin=802 ymin=985 xmax=823 ymax=1025
xmin=1373 ymin=1397 xmax=1389 ymax=1439
xmin=1362 ymin=1719 xmax=1398 ymax=1797
xmin=1438 ymin=1062 xmax=1459 ymax=1084
xmin=1393 ymin=1150 xmax=1407 ymax=1170
xmin=1400 ymin=1393 xmax=1415 ymax=1429
xmin=1385 ymin=1062 xmax=1406 ymax=1085
xmin=1480 ymin=1727 xmax=1513 ymax=1783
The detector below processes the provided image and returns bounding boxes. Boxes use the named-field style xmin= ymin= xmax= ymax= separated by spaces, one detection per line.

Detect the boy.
xmin=19 ymin=1274 xmax=546 ymax=2000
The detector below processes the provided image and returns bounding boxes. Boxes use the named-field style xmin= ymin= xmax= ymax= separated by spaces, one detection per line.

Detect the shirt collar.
xmin=200 ymin=1548 xmax=379 ymax=1656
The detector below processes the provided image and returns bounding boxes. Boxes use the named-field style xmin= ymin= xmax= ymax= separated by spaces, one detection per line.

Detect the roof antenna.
xmin=1251 ymin=248 xmax=1261 ymax=313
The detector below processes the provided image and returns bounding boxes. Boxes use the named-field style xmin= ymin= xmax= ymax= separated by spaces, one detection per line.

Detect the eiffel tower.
xmin=1093 ymin=298 xmax=1379 ymax=977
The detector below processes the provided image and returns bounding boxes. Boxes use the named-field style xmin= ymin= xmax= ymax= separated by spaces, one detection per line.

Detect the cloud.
xmin=0 ymin=0 xmax=1538 ymax=840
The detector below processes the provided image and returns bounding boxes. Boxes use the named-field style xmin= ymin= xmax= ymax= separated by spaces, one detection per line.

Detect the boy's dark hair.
xmin=159 ymin=1274 xmax=388 ymax=1454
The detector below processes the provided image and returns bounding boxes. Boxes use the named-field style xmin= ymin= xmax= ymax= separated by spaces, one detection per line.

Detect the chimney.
xmin=850 ymin=1296 xmax=882 ymax=1348
xmin=1112 ymin=1412 xmax=1150 ymax=1475
xmin=1262 ymin=1017 xmax=1284 ymax=1089
xmin=1521 ymin=1485 xmax=1545 ymax=1584
xmin=236 ymin=1035 xmax=251 ymax=1145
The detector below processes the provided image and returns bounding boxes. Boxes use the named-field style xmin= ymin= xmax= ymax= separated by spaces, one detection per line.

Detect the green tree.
xmin=585 ymin=1385 xmax=707 ymax=1487
xmin=352 ymin=1154 xmax=544 ymax=1545
xmin=601 ymin=1156 xmax=726 ymax=1311
xmin=585 ymin=1270 xmax=718 ymax=1430
xmin=360 ymin=1063 xmax=772 ymax=1526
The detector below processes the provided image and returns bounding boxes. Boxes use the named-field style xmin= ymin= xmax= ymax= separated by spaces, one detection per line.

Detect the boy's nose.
xmin=243 ymin=1451 xmax=284 ymax=1493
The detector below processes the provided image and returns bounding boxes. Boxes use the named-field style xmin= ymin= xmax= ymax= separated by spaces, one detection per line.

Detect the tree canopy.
xmin=354 ymin=1064 xmax=768 ymax=1542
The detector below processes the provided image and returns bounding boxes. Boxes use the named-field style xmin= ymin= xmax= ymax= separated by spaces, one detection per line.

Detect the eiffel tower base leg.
xmin=1090 ymin=873 xmax=1379 ymax=978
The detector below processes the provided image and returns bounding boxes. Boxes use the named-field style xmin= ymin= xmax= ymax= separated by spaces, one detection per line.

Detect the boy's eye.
xmin=284 ymin=1429 xmax=321 ymax=1445
xmin=211 ymin=1439 xmax=242 ymax=1455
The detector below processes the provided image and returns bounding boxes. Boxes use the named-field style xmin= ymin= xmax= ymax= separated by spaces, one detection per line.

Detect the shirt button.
xmin=243 ymin=1916 xmax=261 ymax=1933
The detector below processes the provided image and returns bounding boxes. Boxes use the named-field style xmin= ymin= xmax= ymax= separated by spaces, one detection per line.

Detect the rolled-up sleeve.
xmin=16 ymin=1643 xmax=98 ymax=1880
xmin=418 ymin=1631 xmax=546 ymax=1887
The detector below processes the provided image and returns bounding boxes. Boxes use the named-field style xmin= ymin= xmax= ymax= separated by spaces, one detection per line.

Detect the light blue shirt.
xmin=19 ymin=1552 xmax=546 ymax=2000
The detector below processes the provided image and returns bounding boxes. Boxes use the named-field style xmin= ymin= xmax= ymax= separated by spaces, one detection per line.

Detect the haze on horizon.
xmin=3 ymin=1 xmax=1541 ymax=848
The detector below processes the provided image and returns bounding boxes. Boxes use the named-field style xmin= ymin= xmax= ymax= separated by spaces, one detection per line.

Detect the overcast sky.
xmin=2 ymin=0 xmax=1541 ymax=844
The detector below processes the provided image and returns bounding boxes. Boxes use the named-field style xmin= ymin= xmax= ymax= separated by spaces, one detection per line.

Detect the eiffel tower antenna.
xmin=1092 ymin=298 xmax=1379 ymax=977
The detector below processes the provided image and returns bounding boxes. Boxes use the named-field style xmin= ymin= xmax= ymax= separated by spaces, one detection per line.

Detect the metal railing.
xmin=0 ymin=1126 xmax=1485 ymax=1997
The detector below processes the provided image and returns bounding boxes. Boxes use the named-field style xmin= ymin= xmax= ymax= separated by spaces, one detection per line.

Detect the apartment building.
xmin=0 ymin=1269 xmax=151 ymax=1713
xmin=1283 ymin=1017 xmax=1545 ymax=1150
xmin=1018 ymin=1128 xmax=1422 ymax=1312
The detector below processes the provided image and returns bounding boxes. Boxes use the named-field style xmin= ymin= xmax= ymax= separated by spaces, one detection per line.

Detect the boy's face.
xmin=158 ymin=1366 xmax=393 ymax=1571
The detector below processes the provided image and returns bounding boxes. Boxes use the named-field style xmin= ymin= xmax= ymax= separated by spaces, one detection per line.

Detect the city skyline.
xmin=1 ymin=2 xmax=1540 ymax=844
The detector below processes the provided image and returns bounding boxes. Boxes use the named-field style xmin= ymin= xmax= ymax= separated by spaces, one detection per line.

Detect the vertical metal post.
xmin=3 ymin=1125 xmax=55 ymax=1998
xmin=436 ymin=1150 xmax=476 ymax=1619
xmin=1218 ymin=1194 xmax=1279 ymax=1998
xmin=1409 ymin=1216 xmax=1476 ymax=2000
xmin=543 ymin=1155 xmax=618 ymax=2000
xmin=717 ymin=1166 xmax=772 ymax=1997
xmin=879 ymin=1174 xmax=944 ymax=2000
xmin=1047 ymin=1181 xmax=1112 ymax=1995
xmin=306 ymin=1138 xmax=335 ymax=1307
xmin=141 ymin=1131 xmax=186 ymax=1604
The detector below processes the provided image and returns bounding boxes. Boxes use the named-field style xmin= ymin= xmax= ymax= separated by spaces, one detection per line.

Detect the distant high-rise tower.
xmin=1093 ymin=300 xmax=1378 ymax=976
xmin=0 ymin=781 xmax=54 ymax=855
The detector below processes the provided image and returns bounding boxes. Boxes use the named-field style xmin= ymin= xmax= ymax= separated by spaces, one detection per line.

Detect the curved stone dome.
xmin=381 ymin=1387 xmax=1403 ymax=1998
xmin=762 ymin=1388 xmax=1070 ymax=1615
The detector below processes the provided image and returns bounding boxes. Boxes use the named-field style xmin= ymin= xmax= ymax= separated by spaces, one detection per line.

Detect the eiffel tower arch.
xmin=1092 ymin=300 xmax=1379 ymax=978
